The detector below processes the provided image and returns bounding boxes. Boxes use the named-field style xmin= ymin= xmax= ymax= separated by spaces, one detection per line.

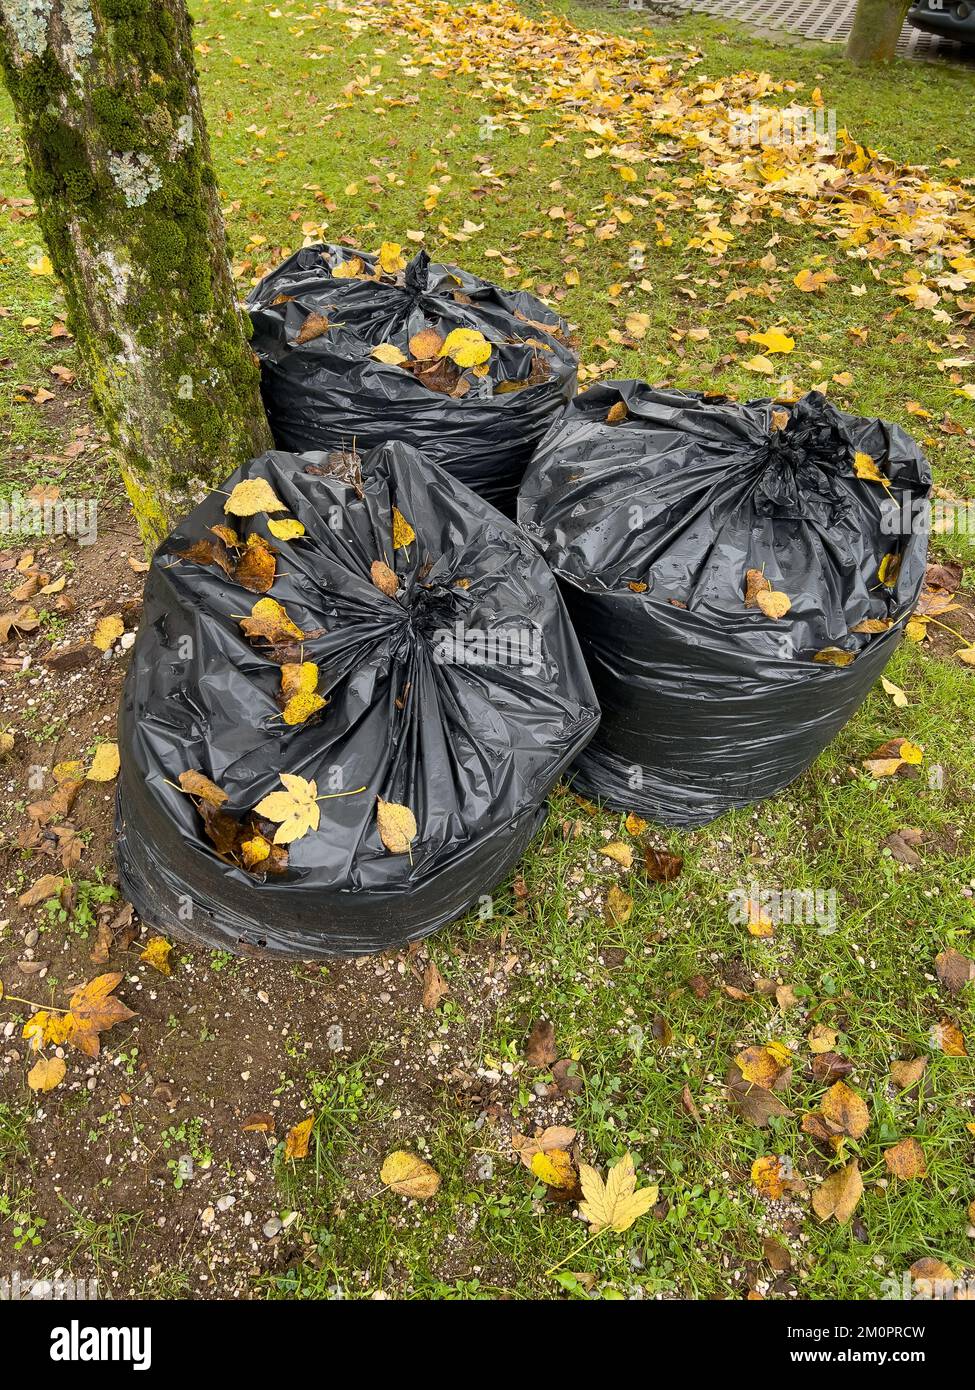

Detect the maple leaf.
xmin=224 ymin=479 xmax=288 ymax=517
xmin=62 ymin=973 xmax=136 ymax=1057
xmin=23 ymin=1009 xmax=72 ymax=1051
xmin=577 ymin=1151 xmax=658 ymax=1233
xmin=254 ymin=773 xmax=364 ymax=844
xmin=254 ymin=773 xmax=322 ymax=845
xmin=751 ymin=328 xmax=795 ymax=355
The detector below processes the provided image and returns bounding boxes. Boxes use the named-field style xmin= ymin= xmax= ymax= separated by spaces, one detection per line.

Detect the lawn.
xmin=1 ymin=0 xmax=974 ymax=1301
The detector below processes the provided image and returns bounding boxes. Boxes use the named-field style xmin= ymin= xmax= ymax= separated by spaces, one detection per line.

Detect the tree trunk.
xmin=845 ymin=0 xmax=911 ymax=62
xmin=0 ymin=0 xmax=272 ymax=547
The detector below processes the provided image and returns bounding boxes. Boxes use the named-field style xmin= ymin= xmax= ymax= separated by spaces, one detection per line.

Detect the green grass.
xmin=2 ymin=0 xmax=974 ymax=1300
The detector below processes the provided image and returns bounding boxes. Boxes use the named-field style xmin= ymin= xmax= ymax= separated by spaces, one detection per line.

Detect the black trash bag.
xmin=247 ymin=244 xmax=578 ymax=513
xmin=116 ymin=441 xmax=599 ymax=957
xmin=518 ymin=383 xmax=931 ymax=828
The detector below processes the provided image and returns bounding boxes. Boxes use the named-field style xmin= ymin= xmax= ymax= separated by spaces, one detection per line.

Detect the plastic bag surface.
xmin=518 ymin=384 xmax=931 ymax=826
xmin=247 ymin=245 xmax=578 ymax=512
xmin=117 ymin=442 xmax=599 ymax=956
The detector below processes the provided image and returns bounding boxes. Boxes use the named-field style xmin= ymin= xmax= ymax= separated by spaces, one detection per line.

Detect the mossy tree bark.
xmin=0 ymin=0 xmax=272 ymax=547
xmin=845 ymin=0 xmax=911 ymax=62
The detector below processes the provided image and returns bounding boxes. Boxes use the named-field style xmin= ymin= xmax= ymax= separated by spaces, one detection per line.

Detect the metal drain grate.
xmin=659 ymin=0 xmax=968 ymax=60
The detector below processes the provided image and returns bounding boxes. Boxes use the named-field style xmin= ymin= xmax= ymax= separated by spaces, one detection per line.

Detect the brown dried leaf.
xmin=525 ymin=1020 xmax=557 ymax=1069
xmin=811 ymin=1160 xmax=863 ymax=1224
xmin=421 ymin=960 xmax=448 ymax=1011
xmin=234 ymin=534 xmax=277 ymax=594
xmin=890 ymin=1056 xmax=927 ymax=1091
xmin=178 ymin=770 xmax=228 ymax=806
xmin=644 ymin=844 xmax=683 ymax=882
xmin=371 ymin=560 xmax=399 ymax=596
xmin=18 ymin=873 xmax=63 ymax=906
xmin=884 ymin=1137 xmax=926 ymax=1180
xmin=820 ymin=1080 xmax=870 ymax=1140
xmin=63 ymin=972 xmax=136 ymax=1057
xmin=726 ymin=1062 xmax=793 ymax=1127
xmin=408 ymin=327 xmax=445 ymax=359
xmin=935 ymin=948 xmax=975 ymax=996
xmin=295 ymin=312 xmax=330 ymax=345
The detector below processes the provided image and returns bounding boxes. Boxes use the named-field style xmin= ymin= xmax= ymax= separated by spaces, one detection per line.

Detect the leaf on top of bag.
xmin=239 ymin=597 xmax=305 ymax=645
xmin=439 ymin=327 xmax=492 ymax=368
xmin=372 ymin=342 xmax=407 ymax=366
xmin=377 ymin=797 xmax=417 ymax=855
xmin=224 ymin=479 xmax=288 ymax=517
xmin=391 ymin=507 xmax=415 ymax=550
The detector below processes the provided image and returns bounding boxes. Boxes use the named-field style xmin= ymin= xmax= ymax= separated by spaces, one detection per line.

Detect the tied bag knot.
xmin=752 ymin=391 xmax=851 ymax=526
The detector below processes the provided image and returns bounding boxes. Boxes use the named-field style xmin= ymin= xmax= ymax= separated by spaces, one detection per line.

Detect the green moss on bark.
xmin=0 ymin=0 xmax=272 ymax=549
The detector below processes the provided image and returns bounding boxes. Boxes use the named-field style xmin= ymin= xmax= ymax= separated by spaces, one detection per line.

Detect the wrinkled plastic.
xmin=518 ymin=384 xmax=931 ymax=827
xmin=247 ymin=245 xmax=578 ymax=513
xmin=116 ymin=442 xmax=599 ymax=957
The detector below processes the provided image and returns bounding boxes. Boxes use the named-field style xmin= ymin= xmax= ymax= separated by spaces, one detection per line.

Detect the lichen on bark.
xmin=0 ymin=0 xmax=272 ymax=549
